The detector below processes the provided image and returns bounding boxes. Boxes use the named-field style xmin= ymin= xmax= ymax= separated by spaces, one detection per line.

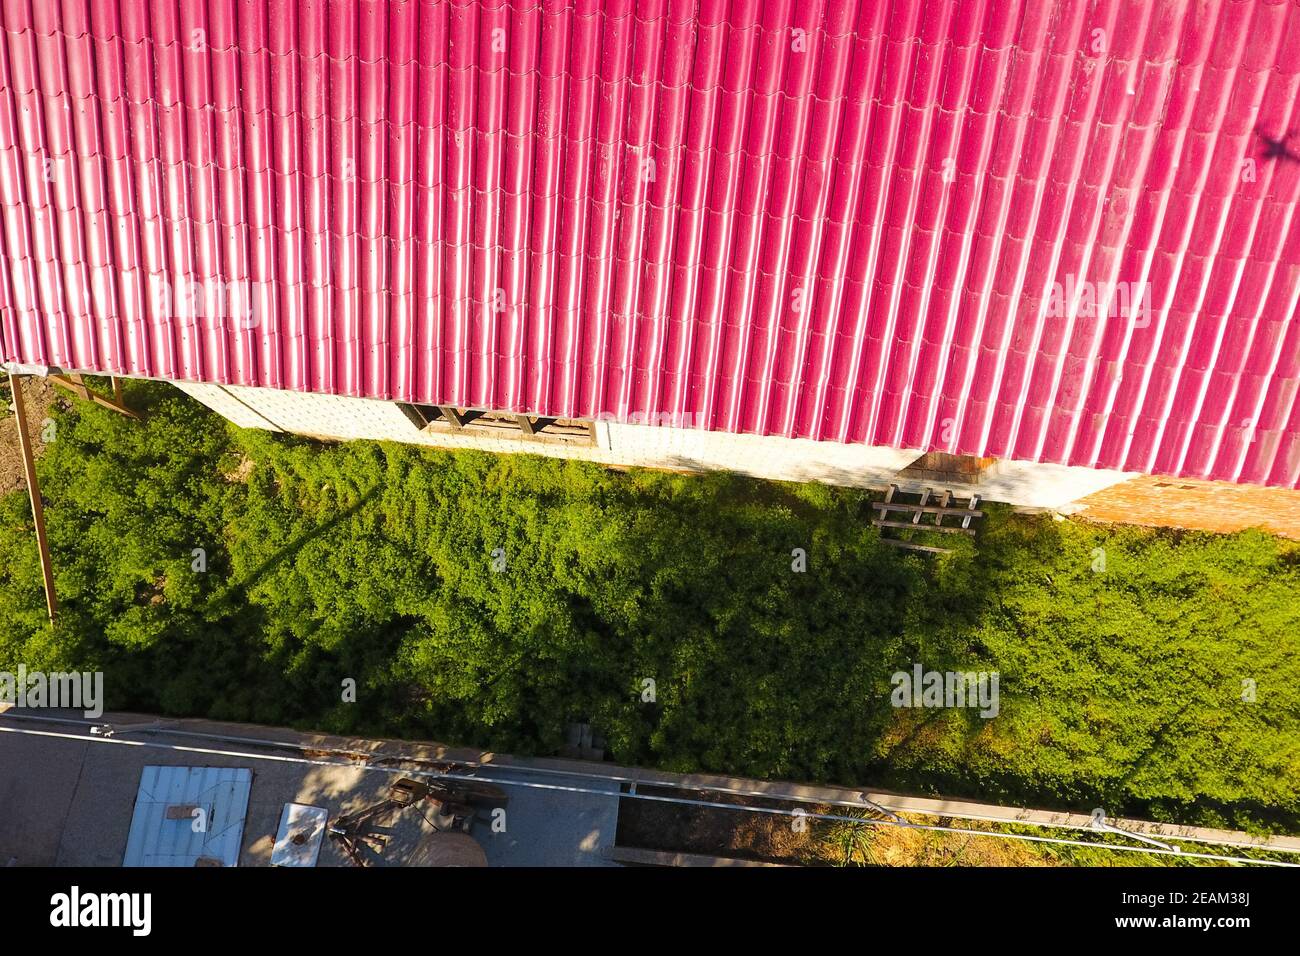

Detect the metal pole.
xmin=7 ymin=373 xmax=57 ymax=622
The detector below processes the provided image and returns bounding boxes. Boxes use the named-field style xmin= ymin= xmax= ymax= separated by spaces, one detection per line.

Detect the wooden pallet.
xmin=870 ymin=485 xmax=982 ymax=554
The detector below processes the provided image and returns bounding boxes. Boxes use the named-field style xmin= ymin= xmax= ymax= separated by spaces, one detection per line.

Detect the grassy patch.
xmin=1 ymin=380 xmax=1297 ymax=833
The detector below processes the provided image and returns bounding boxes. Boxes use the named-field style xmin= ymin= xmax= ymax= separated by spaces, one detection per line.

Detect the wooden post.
xmin=48 ymin=373 xmax=137 ymax=418
xmin=438 ymin=406 xmax=466 ymax=431
xmin=516 ymin=415 xmax=556 ymax=437
xmin=7 ymin=373 xmax=57 ymax=622
xmin=435 ymin=406 xmax=484 ymax=431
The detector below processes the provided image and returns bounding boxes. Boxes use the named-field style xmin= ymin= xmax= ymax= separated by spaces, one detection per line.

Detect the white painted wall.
xmin=175 ymin=382 xmax=1137 ymax=509
xmin=172 ymin=381 xmax=283 ymax=431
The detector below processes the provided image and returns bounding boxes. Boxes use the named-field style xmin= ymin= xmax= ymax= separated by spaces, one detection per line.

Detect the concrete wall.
xmin=174 ymin=382 xmax=1137 ymax=509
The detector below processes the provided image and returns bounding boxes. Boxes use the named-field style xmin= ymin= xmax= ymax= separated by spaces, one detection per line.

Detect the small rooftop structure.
xmin=123 ymin=765 xmax=253 ymax=867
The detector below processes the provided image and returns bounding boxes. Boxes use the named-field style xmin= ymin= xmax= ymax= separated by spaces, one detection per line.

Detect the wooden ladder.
xmin=870 ymin=485 xmax=983 ymax=555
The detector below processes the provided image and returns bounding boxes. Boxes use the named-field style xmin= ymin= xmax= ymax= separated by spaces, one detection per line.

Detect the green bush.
xmin=1 ymin=380 xmax=1297 ymax=831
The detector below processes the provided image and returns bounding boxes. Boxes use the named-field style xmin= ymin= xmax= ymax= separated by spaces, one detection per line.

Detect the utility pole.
xmin=7 ymin=373 xmax=57 ymax=622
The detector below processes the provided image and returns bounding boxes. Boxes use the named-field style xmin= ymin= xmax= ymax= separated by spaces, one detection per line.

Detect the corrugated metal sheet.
xmin=2 ymin=0 xmax=1299 ymax=487
xmin=123 ymin=765 xmax=252 ymax=866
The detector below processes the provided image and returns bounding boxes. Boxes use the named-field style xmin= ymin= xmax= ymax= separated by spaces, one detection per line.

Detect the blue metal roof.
xmin=123 ymin=766 xmax=253 ymax=867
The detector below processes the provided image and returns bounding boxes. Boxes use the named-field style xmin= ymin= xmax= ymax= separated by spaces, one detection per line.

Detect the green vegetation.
xmin=813 ymin=814 xmax=1296 ymax=867
xmin=2 ymin=380 xmax=1298 ymax=832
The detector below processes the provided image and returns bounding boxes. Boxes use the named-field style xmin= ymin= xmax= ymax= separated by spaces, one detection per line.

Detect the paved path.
xmin=474 ymin=766 xmax=620 ymax=867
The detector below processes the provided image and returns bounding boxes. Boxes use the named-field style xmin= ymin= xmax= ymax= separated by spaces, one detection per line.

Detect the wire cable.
xmin=4 ymin=710 xmax=1292 ymax=856
xmin=0 ymin=719 xmax=1293 ymax=867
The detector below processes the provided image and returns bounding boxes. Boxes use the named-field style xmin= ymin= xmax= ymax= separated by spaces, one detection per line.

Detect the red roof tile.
xmin=2 ymin=0 xmax=1300 ymax=487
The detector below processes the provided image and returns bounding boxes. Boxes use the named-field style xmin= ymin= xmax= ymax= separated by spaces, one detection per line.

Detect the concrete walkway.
xmin=474 ymin=765 xmax=620 ymax=867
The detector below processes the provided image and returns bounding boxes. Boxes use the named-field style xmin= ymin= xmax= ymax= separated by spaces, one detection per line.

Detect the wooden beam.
xmin=396 ymin=403 xmax=433 ymax=430
xmin=62 ymin=372 xmax=90 ymax=400
xmin=912 ymin=488 xmax=930 ymax=524
xmin=871 ymin=520 xmax=974 ymax=535
xmin=936 ymin=490 xmax=950 ymax=526
xmin=878 ymin=538 xmax=953 ymax=555
xmin=516 ymin=415 xmax=556 ymax=436
xmin=48 ymin=373 xmax=138 ymax=418
xmin=8 ymin=373 xmax=58 ymax=622
xmin=438 ymin=405 xmax=465 ymax=431
xmin=871 ymin=502 xmax=985 ymax=519
xmin=436 ymin=406 xmax=485 ymax=431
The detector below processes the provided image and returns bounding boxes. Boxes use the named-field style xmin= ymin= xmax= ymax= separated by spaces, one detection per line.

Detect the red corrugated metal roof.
xmin=2 ymin=0 xmax=1300 ymax=487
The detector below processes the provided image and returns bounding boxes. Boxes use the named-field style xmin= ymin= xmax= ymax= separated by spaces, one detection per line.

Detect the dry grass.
xmin=0 ymin=377 xmax=64 ymax=498
xmin=221 ymin=453 xmax=256 ymax=483
xmin=814 ymin=815 xmax=1059 ymax=866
